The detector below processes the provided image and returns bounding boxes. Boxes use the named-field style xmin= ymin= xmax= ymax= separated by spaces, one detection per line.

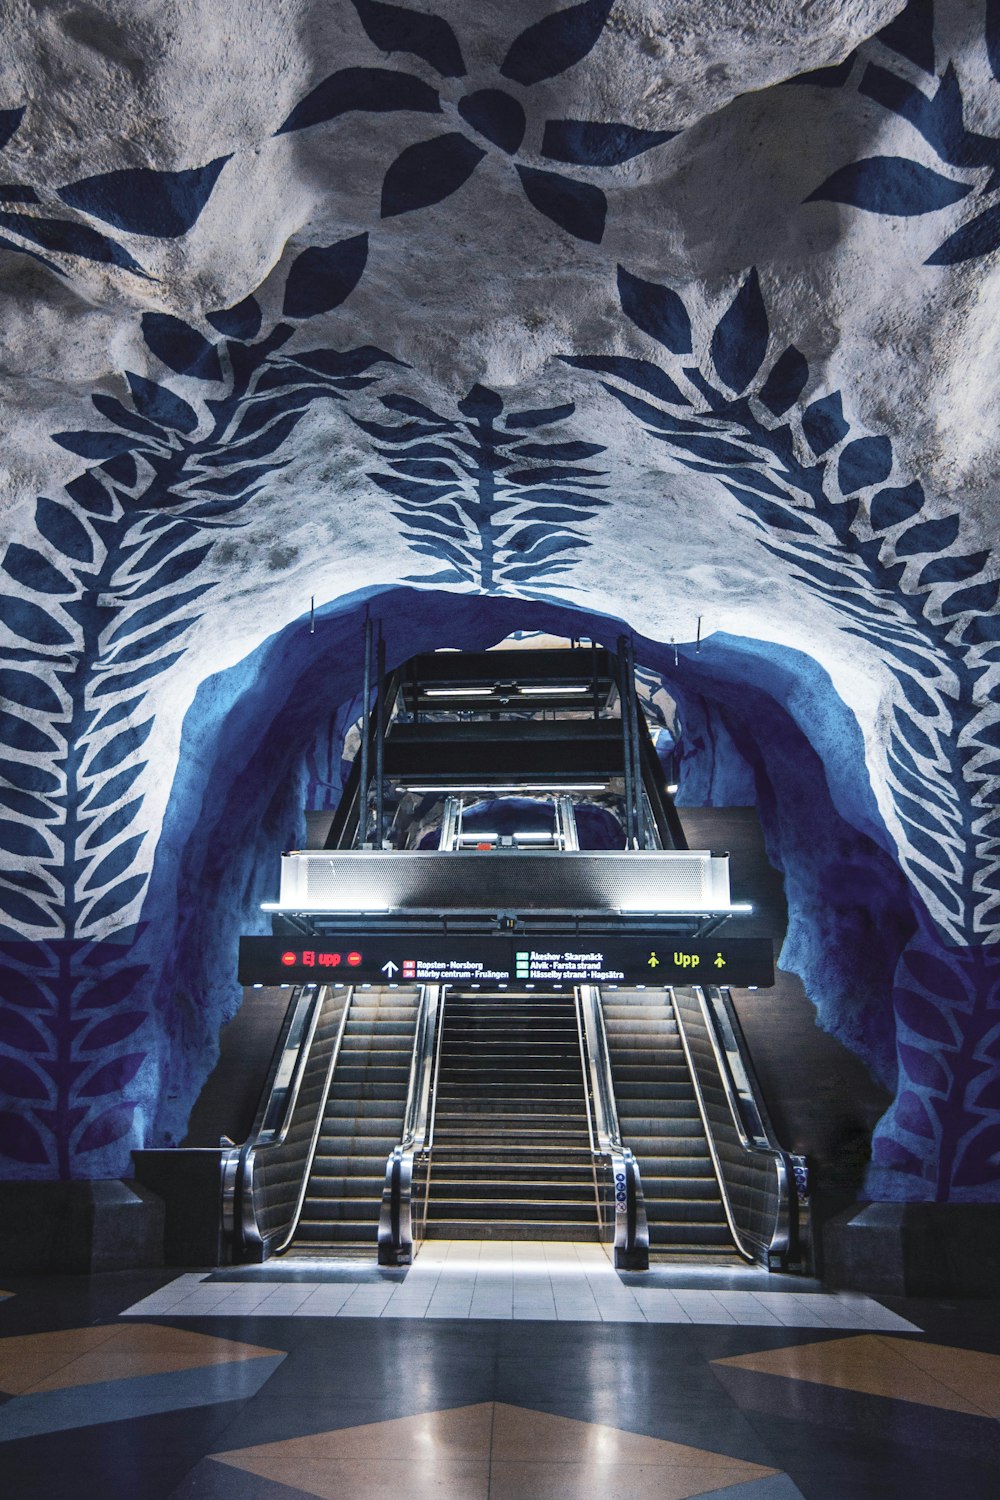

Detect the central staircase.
xmin=425 ymin=990 xmax=599 ymax=1240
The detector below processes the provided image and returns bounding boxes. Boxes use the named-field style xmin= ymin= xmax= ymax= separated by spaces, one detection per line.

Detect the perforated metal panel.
xmin=277 ymin=850 xmax=731 ymax=914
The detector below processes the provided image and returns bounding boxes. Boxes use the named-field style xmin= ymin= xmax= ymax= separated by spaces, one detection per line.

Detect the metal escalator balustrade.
xmin=602 ymin=989 xmax=734 ymax=1259
xmin=226 ymin=983 xmax=351 ymax=1261
xmin=289 ymin=988 xmax=420 ymax=1254
xmin=671 ymin=985 xmax=795 ymax=1268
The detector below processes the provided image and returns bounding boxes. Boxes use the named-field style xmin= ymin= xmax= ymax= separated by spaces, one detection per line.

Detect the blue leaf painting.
xmin=351 ymin=0 xmax=466 ymax=77
xmin=0 ymin=232 xmax=63 ymax=277
xmin=141 ymin=314 xmax=223 ymax=381
xmin=801 ymin=391 xmax=849 ymax=454
xmin=83 ymin=719 xmax=155 ymax=781
xmin=2 ymin=543 xmax=77 ymax=596
xmin=560 ymin=355 xmax=690 ymax=407
xmin=0 ymin=669 xmax=60 ymax=714
xmin=838 ymin=435 xmax=893 ymax=492
xmin=81 ymin=874 xmax=148 ymax=928
xmin=0 ymin=1111 xmax=49 ymax=1165
xmin=0 ymin=211 xmax=151 ymax=275
xmin=0 ymin=1057 xmax=49 ymax=1100
xmin=382 ymin=133 xmax=484 ymax=216
xmin=870 ymin=480 xmax=925 ymax=531
xmin=283 ymin=233 xmax=369 ymax=317
xmin=125 ymin=372 xmax=199 ymax=433
xmin=926 ymin=203 xmax=1000 ymax=266
xmin=516 ymin=166 xmax=606 ymax=243
xmin=75 ymin=1102 xmax=136 ymax=1153
xmin=364 ymin=382 xmax=605 ymax=591
xmin=35 ymin=497 xmax=94 ymax=563
xmin=895 ymin=514 xmax=960 ymax=556
xmin=617 ymin=266 xmax=692 ymax=353
xmin=877 ymin=0 xmax=935 ymax=73
xmin=276 ymin=67 xmax=441 ymax=136
xmin=710 ymin=269 xmax=769 ymax=394
xmin=458 ymin=90 xmax=525 ymax=154
xmin=918 ymin=550 xmax=991 ymax=586
xmin=758 ymin=346 xmax=809 ymax=416
xmin=57 ymin=156 xmax=230 ymax=237
xmin=0 ymin=106 xmax=25 ymax=153
xmin=501 ymin=0 xmax=614 ymax=86
xmin=0 ymin=593 xmax=74 ymax=646
xmin=542 ymin=119 xmax=678 ymax=166
xmin=206 ymin=296 xmax=262 ymax=341
xmin=989 ymin=0 xmax=1000 ymax=84
xmin=807 ymin=155 xmax=972 ymax=216
xmin=0 ymin=710 xmax=58 ymax=754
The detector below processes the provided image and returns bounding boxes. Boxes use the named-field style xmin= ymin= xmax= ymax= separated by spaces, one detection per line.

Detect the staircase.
xmin=425 ymin=990 xmax=600 ymax=1241
xmin=602 ymin=989 xmax=736 ymax=1258
xmin=288 ymin=989 xmax=419 ymax=1254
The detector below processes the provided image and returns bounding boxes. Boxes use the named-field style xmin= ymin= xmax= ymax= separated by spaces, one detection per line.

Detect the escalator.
xmin=289 ymin=989 xmax=419 ymax=1254
xmin=225 ymin=638 xmax=798 ymax=1271
xmin=603 ymin=989 xmax=734 ymax=1257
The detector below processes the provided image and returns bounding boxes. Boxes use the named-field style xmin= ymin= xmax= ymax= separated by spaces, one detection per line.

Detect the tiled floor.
xmin=119 ymin=1240 xmax=921 ymax=1331
xmin=1 ymin=1244 xmax=998 ymax=1499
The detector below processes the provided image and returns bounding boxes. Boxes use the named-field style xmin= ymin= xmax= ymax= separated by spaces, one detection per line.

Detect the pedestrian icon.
xmin=647 ymin=952 xmax=660 ymax=968
xmin=714 ymin=952 xmax=726 ymax=968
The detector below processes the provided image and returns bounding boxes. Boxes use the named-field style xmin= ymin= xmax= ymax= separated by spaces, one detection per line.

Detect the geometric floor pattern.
xmin=714 ymin=1335 xmax=1000 ymax=1418
xmin=1 ymin=1258 xmax=998 ymax=1498
xmin=211 ymin=1403 xmax=800 ymax=1500
xmin=0 ymin=1325 xmax=284 ymax=1441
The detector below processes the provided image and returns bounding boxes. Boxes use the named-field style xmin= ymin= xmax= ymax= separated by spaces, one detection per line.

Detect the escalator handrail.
xmin=270 ymin=984 xmax=357 ymax=1255
xmin=228 ymin=983 xmax=327 ymax=1252
xmin=378 ymin=984 xmax=444 ymax=1264
xmin=574 ymin=983 xmax=649 ymax=1268
xmin=577 ymin=983 xmax=626 ymax=1153
xmin=671 ymin=984 xmax=792 ymax=1265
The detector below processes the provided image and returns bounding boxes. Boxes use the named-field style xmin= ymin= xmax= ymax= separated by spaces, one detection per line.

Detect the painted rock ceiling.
xmin=0 ymin=0 xmax=997 ymax=1196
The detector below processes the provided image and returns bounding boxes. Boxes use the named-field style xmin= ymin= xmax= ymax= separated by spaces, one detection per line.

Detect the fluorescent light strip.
xmin=397 ymin=783 xmax=609 ymax=793
xmin=518 ymin=685 xmax=589 ymax=695
xmin=424 ymin=686 xmax=495 ymax=697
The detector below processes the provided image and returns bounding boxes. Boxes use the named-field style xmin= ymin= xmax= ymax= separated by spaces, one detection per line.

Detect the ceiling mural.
xmin=0 ymin=0 xmax=996 ymax=1197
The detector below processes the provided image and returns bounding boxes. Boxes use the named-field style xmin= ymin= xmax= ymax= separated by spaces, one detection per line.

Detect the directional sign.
xmin=238 ymin=936 xmax=775 ymax=988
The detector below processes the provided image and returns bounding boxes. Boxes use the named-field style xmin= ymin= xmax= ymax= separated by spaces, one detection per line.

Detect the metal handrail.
xmin=671 ymin=985 xmax=793 ymax=1267
xmin=377 ymin=985 xmax=445 ymax=1265
xmin=228 ymin=985 xmax=354 ymax=1260
xmin=575 ymin=983 xmax=649 ymax=1270
xmin=223 ymin=983 xmax=325 ymax=1249
xmin=271 ymin=984 xmax=356 ymax=1254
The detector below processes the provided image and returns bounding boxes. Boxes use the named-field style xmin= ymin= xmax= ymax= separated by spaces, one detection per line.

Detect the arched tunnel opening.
xmin=145 ymin=584 xmax=916 ymax=1227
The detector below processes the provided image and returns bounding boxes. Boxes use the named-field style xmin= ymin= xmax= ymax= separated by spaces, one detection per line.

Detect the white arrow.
xmin=381 ymin=960 xmax=399 ymax=978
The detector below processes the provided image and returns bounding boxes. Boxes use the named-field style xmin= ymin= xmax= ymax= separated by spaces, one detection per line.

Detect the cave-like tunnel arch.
xmin=96 ymin=585 xmax=921 ymax=1198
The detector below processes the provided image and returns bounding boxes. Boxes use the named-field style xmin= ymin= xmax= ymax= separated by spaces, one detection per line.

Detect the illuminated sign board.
xmin=238 ymin=936 xmax=775 ymax=988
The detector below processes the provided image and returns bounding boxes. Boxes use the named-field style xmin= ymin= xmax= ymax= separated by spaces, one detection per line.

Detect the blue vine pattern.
xmin=568 ymin=259 xmax=1000 ymax=1195
xmin=358 ymin=383 xmax=607 ymax=593
xmin=274 ymin=0 xmax=677 ymax=245
xmin=0 ymin=106 xmax=229 ymax=281
xmin=795 ymin=0 xmax=1000 ymax=265
xmin=0 ymin=236 xmax=398 ymax=1174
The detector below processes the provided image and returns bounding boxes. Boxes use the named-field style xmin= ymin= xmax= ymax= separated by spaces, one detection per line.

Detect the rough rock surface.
xmin=0 ymin=0 xmax=997 ymax=1201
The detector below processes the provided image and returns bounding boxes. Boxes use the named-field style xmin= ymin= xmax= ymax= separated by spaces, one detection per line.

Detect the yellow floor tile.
xmin=882 ymin=1338 xmax=1000 ymax=1420
xmin=213 ymin=1454 xmax=491 ymax=1500
xmin=213 ymin=1402 xmax=777 ymax=1500
xmin=0 ymin=1323 xmax=282 ymax=1396
xmin=713 ymin=1335 xmax=987 ymax=1416
xmin=489 ymin=1460 xmax=773 ymax=1500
